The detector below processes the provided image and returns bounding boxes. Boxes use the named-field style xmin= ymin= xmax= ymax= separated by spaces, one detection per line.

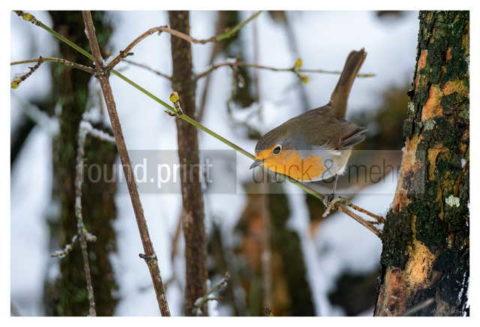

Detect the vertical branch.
xmin=253 ymin=19 xmax=272 ymax=314
xmin=169 ymin=11 xmax=209 ymax=316
xmin=81 ymin=11 xmax=170 ymax=316
xmin=74 ymin=125 xmax=96 ymax=316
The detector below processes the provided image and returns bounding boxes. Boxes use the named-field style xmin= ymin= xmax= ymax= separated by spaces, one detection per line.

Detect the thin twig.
xmin=341 ymin=199 xmax=386 ymax=224
xmin=105 ymin=11 xmax=263 ymax=71
xmin=74 ymin=121 xmax=97 ymax=316
xmin=10 ymin=57 xmax=43 ymax=88
xmin=51 ymin=231 xmax=97 ymax=258
xmin=11 ymin=57 xmax=95 ymax=75
xmin=81 ymin=11 xmax=171 ymax=316
xmin=123 ymin=59 xmax=171 ymax=80
xmin=193 ymin=273 xmax=231 ymax=316
xmin=52 ymin=121 xmax=112 ymax=262
xmin=195 ymin=61 xmax=375 ymax=81
xmin=337 ymin=205 xmax=382 ymax=237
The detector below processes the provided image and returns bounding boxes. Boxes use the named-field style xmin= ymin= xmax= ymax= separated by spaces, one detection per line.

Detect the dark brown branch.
xmin=81 ymin=11 xmax=171 ymax=317
xmin=169 ymin=11 xmax=209 ymax=316
xmin=337 ymin=205 xmax=382 ymax=237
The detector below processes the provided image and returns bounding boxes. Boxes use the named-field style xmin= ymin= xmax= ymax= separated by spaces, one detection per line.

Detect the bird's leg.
xmin=323 ymin=175 xmax=339 ymax=207
xmin=328 ymin=175 xmax=339 ymax=202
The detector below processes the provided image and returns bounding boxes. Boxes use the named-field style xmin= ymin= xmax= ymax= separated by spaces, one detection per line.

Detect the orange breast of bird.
xmin=256 ymin=146 xmax=326 ymax=181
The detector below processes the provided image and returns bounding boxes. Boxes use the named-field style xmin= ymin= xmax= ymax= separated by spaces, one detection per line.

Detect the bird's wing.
xmin=293 ymin=107 xmax=366 ymax=150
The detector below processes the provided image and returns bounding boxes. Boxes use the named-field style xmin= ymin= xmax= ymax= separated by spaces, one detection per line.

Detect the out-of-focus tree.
xmin=43 ymin=11 xmax=119 ymax=316
xmin=169 ymin=11 xmax=209 ymax=316
xmin=234 ymin=183 xmax=315 ymax=316
xmin=375 ymin=11 xmax=469 ymax=316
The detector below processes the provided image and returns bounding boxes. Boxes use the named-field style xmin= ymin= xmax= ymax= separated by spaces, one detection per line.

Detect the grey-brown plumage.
xmin=255 ymin=49 xmax=367 ymax=154
xmin=330 ymin=49 xmax=367 ymax=119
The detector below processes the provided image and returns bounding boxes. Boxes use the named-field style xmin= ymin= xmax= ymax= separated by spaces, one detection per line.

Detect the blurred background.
xmin=11 ymin=10 xmax=418 ymax=316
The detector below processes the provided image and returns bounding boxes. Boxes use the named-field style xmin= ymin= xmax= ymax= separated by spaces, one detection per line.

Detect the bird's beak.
xmin=250 ymin=159 xmax=263 ymax=169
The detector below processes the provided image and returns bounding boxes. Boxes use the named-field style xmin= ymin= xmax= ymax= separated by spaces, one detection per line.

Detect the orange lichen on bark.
xmin=376 ymin=241 xmax=436 ymax=316
xmin=443 ymin=80 xmax=468 ymax=96
xmin=405 ymin=240 xmax=436 ymax=289
xmin=445 ymin=48 xmax=453 ymax=61
xmin=421 ymin=85 xmax=444 ymax=121
xmin=418 ymin=49 xmax=428 ymax=70
xmin=391 ymin=135 xmax=423 ymax=212
xmin=414 ymin=50 xmax=428 ymax=87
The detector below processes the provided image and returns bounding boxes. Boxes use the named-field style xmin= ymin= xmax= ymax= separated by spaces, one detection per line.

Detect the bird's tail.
xmin=329 ymin=49 xmax=367 ymax=119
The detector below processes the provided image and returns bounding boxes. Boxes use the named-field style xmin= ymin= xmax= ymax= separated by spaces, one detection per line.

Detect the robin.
xmin=250 ymin=49 xmax=368 ymax=198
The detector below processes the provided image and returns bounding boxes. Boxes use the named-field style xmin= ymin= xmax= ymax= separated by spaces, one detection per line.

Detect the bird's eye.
xmin=272 ymin=145 xmax=282 ymax=155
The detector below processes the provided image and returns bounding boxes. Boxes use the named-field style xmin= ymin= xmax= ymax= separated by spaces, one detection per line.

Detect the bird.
xmin=250 ymin=49 xmax=368 ymax=198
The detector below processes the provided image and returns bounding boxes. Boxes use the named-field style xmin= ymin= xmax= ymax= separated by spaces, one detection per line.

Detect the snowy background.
xmin=11 ymin=11 xmax=419 ymax=316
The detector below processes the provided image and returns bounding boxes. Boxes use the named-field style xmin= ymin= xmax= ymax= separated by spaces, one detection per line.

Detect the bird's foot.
xmin=323 ymin=193 xmax=336 ymax=207
xmin=322 ymin=194 xmax=344 ymax=217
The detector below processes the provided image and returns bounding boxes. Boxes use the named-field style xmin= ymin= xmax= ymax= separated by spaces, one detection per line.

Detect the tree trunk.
xmin=375 ymin=11 xmax=469 ymax=316
xmin=169 ymin=11 xmax=209 ymax=316
xmin=44 ymin=11 xmax=118 ymax=316
xmin=235 ymin=183 xmax=315 ymax=316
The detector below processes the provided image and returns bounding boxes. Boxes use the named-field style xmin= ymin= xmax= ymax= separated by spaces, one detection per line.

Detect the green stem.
xmin=38 ymin=21 xmax=93 ymax=60
xmin=112 ymin=70 xmax=254 ymax=159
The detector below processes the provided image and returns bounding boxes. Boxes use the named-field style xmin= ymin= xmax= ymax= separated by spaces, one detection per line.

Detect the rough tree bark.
xmin=43 ymin=11 xmax=118 ymax=316
xmin=375 ymin=11 xmax=469 ymax=316
xmin=169 ymin=11 xmax=209 ymax=316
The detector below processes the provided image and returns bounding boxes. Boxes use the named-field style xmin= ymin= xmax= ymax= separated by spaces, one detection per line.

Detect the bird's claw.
xmin=323 ymin=193 xmax=336 ymax=207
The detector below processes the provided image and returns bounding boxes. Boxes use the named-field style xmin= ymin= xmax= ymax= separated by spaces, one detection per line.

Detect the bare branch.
xmin=123 ymin=59 xmax=171 ymax=80
xmin=11 ymin=57 xmax=95 ymax=75
xmin=337 ymin=204 xmax=382 ymax=237
xmin=51 ymin=231 xmax=97 ymax=259
xmin=10 ymin=57 xmax=43 ymax=88
xmin=195 ymin=60 xmax=375 ymax=81
xmin=193 ymin=273 xmax=231 ymax=316
xmin=105 ymin=11 xmax=263 ymax=71
xmin=82 ymin=11 xmax=171 ymax=317
xmin=74 ymin=121 xmax=97 ymax=316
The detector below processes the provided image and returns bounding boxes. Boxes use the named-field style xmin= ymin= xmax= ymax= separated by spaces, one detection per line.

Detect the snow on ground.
xmin=10 ymin=11 xmax=418 ymax=316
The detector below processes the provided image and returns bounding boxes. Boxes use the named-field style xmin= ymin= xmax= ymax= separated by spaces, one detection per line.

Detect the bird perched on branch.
xmin=250 ymin=49 xmax=368 ymax=198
